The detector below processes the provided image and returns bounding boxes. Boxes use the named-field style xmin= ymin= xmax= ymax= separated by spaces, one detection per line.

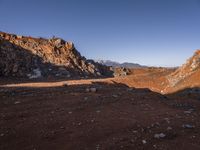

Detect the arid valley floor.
xmin=1 ymin=68 xmax=200 ymax=150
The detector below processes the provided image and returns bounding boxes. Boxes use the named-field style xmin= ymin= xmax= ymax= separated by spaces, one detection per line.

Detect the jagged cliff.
xmin=0 ymin=32 xmax=113 ymax=78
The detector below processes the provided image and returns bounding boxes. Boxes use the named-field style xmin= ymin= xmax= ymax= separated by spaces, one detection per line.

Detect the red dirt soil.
xmin=1 ymin=68 xmax=200 ymax=150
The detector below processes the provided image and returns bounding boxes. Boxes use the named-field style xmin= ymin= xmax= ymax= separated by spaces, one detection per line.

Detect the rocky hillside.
xmin=167 ymin=50 xmax=200 ymax=87
xmin=0 ymin=32 xmax=112 ymax=78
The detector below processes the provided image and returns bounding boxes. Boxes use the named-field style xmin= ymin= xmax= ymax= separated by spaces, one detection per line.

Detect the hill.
xmin=0 ymin=32 xmax=112 ymax=78
xmin=165 ymin=50 xmax=200 ymax=93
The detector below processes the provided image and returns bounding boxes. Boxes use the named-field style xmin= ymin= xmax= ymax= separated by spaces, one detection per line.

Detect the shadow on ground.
xmin=0 ymin=81 xmax=200 ymax=150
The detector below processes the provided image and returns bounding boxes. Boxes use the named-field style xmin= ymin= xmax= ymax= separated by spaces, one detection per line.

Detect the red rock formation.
xmin=0 ymin=31 xmax=112 ymax=78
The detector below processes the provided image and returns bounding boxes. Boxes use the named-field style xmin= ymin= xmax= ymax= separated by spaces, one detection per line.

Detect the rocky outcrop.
xmin=167 ymin=50 xmax=200 ymax=87
xmin=112 ymin=67 xmax=131 ymax=77
xmin=0 ymin=31 xmax=113 ymax=78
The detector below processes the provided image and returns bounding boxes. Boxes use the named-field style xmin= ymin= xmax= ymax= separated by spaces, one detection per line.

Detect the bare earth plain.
xmin=1 ymin=68 xmax=200 ymax=150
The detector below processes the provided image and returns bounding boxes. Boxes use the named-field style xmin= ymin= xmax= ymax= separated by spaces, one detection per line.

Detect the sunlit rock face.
xmin=167 ymin=50 xmax=200 ymax=87
xmin=0 ymin=31 xmax=113 ymax=78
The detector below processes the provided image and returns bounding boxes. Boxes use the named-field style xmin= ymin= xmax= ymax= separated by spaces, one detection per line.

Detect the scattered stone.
xmin=184 ymin=110 xmax=192 ymax=114
xmin=96 ymin=110 xmax=101 ymax=113
xmin=28 ymin=68 xmax=42 ymax=79
xmin=167 ymin=127 xmax=172 ymax=130
xmin=86 ymin=88 xmax=97 ymax=93
xmin=0 ymin=133 xmax=4 ymax=137
xmin=90 ymin=88 xmax=97 ymax=93
xmin=142 ymin=140 xmax=147 ymax=144
xmin=68 ymin=111 xmax=72 ymax=114
xmin=14 ymin=101 xmax=21 ymax=104
xmin=152 ymin=122 xmax=160 ymax=127
xmin=132 ymin=130 xmax=138 ymax=133
xmin=51 ymin=111 xmax=55 ymax=114
xmin=182 ymin=124 xmax=194 ymax=129
xmin=127 ymin=88 xmax=134 ymax=92
xmin=85 ymin=88 xmax=90 ymax=92
xmin=192 ymin=135 xmax=196 ymax=138
xmin=112 ymin=94 xmax=118 ymax=98
xmin=84 ymin=97 xmax=88 ymax=100
xmin=164 ymin=118 xmax=170 ymax=124
xmin=96 ymin=144 xmax=100 ymax=150
xmin=155 ymin=122 xmax=160 ymax=126
xmin=154 ymin=133 xmax=166 ymax=139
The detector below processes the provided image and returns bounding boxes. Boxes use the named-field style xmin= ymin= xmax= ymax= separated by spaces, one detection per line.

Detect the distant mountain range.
xmin=94 ymin=60 xmax=146 ymax=68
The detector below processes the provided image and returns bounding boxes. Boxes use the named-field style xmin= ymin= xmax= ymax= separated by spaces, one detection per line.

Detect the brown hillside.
xmin=0 ymin=32 xmax=112 ymax=78
xmin=165 ymin=50 xmax=200 ymax=93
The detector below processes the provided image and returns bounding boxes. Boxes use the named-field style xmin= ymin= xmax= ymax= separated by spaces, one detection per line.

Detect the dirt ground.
xmin=0 ymin=69 xmax=200 ymax=150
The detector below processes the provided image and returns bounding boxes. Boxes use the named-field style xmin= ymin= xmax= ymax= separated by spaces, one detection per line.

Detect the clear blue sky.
xmin=0 ymin=0 xmax=200 ymax=66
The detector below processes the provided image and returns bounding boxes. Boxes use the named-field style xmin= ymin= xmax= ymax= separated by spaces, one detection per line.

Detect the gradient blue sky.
xmin=0 ymin=0 xmax=200 ymax=66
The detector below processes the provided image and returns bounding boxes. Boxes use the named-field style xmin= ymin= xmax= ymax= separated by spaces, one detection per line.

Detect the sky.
xmin=0 ymin=0 xmax=200 ymax=67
